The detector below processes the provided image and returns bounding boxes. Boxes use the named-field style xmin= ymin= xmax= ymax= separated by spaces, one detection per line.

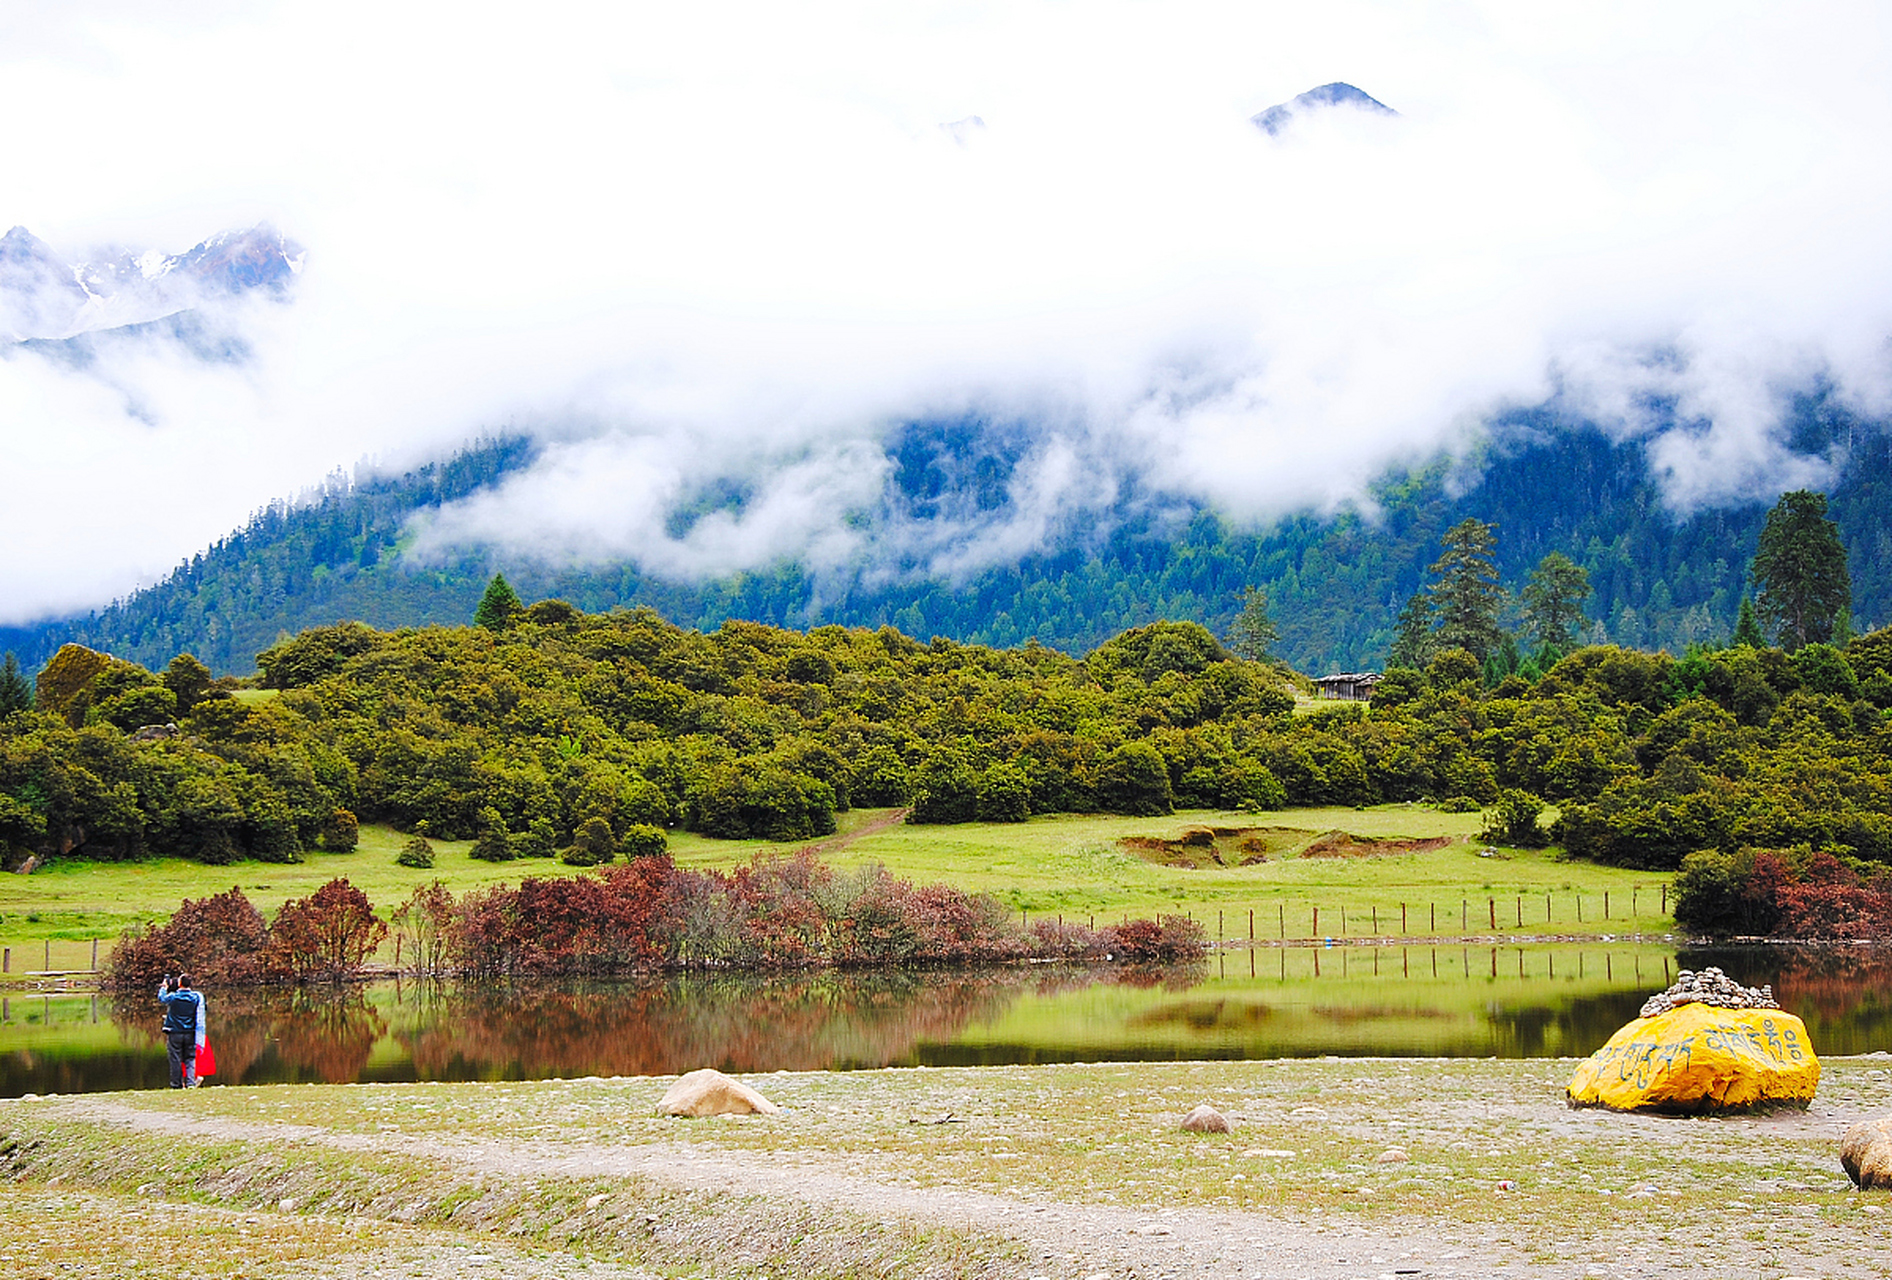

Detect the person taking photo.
xmin=157 ymin=973 xmax=206 ymax=1088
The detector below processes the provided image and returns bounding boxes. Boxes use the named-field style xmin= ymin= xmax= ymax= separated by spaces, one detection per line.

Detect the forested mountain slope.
xmin=6 ymin=410 xmax=1888 ymax=677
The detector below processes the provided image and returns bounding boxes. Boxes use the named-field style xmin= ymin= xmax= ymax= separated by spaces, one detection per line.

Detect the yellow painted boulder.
xmin=1566 ymin=1003 xmax=1819 ymax=1112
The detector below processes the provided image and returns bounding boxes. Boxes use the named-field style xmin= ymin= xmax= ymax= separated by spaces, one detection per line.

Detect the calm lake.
xmin=3 ymin=943 xmax=1887 ymax=1096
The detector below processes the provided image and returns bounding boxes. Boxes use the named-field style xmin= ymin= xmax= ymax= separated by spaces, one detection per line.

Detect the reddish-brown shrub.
xmin=114 ymin=851 xmax=1211 ymax=986
xmin=107 ymin=886 xmax=271 ymax=990
xmin=1105 ymin=913 xmax=1209 ymax=961
xmin=266 ymin=878 xmax=389 ymax=982
xmin=1775 ymin=853 xmax=1892 ymax=940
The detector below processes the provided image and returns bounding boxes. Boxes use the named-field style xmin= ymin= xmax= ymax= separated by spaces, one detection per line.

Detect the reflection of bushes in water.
xmin=388 ymin=965 xmax=1187 ymax=1079
xmin=114 ymin=987 xmax=388 ymax=1084
xmin=1485 ymin=989 xmax=1649 ymax=1059
xmin=109 ymin=987 xmax=385 ymax=1084
xmin=270 ymin=989 xmax=388 ymax=1083
xmin=1107 ymin=962 xmax=1209 ymax=992
xmin=110 ymin=988 xmax=272 ymax=1083
xmin=1685 ymin=946 xmax=1892 ymax=1023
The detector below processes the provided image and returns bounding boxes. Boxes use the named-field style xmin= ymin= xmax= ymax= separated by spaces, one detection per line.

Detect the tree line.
xmin=5 ymin=568 xmax=1892 ymax=886
xmin=1382 ymin=488 xmax=1853 ymax=683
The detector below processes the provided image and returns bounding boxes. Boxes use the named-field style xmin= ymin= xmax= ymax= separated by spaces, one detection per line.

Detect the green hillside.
xmin=5 ymin=605 xmax=1891 ymax=886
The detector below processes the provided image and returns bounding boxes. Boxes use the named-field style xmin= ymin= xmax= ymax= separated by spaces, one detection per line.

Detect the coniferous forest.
xmin=5 ymin=405 xmax=1891 ymax=678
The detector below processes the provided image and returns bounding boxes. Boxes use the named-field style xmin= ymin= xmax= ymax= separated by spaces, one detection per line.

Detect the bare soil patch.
xmin=1121 ymin=825 xmax=1316 ymax=869
xmin=1298 ymin=831 xmax=1453 ymax=859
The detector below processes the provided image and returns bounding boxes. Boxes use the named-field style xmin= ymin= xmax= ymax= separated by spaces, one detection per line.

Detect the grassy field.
xmin=0 ymin=805 xmax=1680 ymax=978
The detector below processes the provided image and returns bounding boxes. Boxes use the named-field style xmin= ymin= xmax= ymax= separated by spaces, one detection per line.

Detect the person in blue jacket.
xmin=158 ymin=973 xmax=206 ymax=1088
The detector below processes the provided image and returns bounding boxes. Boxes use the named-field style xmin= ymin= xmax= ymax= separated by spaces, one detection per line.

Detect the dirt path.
xmin=794 ymin=806 xmax=912 ymax=858
xmin=36 ymin=1090 xmax=1888 ymax=1280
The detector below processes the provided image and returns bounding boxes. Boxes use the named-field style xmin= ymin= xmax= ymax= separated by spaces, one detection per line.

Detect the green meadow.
xmin=0 ymin=805 xmax=1677 ymax=978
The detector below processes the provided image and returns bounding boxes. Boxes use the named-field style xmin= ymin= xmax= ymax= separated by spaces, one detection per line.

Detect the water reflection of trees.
xmin=392 ymin=967 xmax=1107 ymax=1079
xmin=110 ymin=988 xmax=386 ymax=1084
xmin=75 ymin=947 xmax=1890 ymax=1088
xmin=1685 ymin=946 xmax=1892 ymax=1054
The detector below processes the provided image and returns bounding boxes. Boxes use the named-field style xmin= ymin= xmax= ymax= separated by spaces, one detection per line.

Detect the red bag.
xmin=195 ymin=1040 xmax=217 ymax=1078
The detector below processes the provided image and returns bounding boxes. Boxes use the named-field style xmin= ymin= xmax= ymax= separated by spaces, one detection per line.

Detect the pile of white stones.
xmin=1638 ymin=966 xmax=1780 ymax=1018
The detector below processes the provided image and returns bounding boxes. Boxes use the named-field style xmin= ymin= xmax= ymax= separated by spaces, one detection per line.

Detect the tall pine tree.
xmin=1387 ymin=594 xmax=1436 ymax=669
xmin=1225 ymin=587 xmax=1280 ymax=662
xmin=473 ymin=573 xmax=523 ymax=631
xmin=1520 ymin=551 xmax=1590 ymax=651
xmin=1751 ymin=490 xmax=1850 ymax=650
xmin=1427 ymin=519 xmax=1505 ymax=662
xmin=0 ymin=652 xmax=31 ymax=715
xmin=1731 ymin=597 xmax=1765 ymax=649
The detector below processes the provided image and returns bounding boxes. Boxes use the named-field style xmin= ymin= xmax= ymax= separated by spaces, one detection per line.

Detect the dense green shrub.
xmin=619 ymin=822 xmax=668 ymax=859
xmin=320 ymin=808 xmax=359 ymax=851
xmin=1094 ymin=741 xmax=1174 ymax=816
xmin=909 ymin=758 xmax=981 ymax=825
xmin=396 ymin=836 xmax=436 ymax=868
xmin=561 ymin=816 xmax=616 ymax=866
xmin=15 ymin=613 xmax=1892 ymax=878
xmin=1479 ymin=789 xmax=1548 ymax=848
xmin=469 ymin=806 xmax=514 ymax=862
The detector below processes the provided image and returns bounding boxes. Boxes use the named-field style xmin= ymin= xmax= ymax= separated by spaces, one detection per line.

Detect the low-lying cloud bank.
xmin=4 ymin=2 xmax=1891 ymax=623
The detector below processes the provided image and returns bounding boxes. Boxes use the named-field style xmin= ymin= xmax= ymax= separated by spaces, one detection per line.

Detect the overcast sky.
xmin=4 ymin=1 xmax=1890 ymax=625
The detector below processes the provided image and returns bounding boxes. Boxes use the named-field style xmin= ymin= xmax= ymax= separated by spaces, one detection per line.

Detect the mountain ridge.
xmin=5 ymin=407 xmax=1886 ymax=678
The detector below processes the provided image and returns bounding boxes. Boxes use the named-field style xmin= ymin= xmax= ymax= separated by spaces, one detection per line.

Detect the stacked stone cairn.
xmin=1637 ymin=967 xmax=1779 ymax=1019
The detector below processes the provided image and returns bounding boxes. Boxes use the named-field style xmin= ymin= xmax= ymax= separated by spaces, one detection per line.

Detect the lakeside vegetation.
xmin=4 ymin=479 xmax=1891 ymax=961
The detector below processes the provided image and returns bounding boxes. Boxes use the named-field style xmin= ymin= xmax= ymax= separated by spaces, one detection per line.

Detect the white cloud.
xmin=3 ymin=1 xmax=1891 ymax=622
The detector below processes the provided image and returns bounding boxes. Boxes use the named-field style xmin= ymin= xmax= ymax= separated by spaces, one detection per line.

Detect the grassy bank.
xmin=4 ymin=1056 xmax=1889 ymax=1279
xmin=0 ymin=806 xmax=1679 ymax=978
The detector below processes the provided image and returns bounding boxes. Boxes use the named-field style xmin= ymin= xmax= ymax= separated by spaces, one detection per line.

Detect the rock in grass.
xmin=659 ymin=1068 xmax=780 ymax=1118
xmin=1376 ymin=1147 xmax=1409 ymax=1164
xmin=1181 ymin=1103 xmax=1232 ymax=1133
xmin=1841 ymin=1115 xmax=1892 ymax=1190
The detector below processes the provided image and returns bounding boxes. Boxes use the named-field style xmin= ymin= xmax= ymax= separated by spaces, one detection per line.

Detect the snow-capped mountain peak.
xmin=0 ymin=223 xmax=302 ymax=344
xmin=1251 ymin=82 xmax=1397 ymax=137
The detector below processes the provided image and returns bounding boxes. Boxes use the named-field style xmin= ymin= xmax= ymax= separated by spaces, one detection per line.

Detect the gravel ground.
xmin=6 ymin=1057 xmax=1891 ymax=1280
